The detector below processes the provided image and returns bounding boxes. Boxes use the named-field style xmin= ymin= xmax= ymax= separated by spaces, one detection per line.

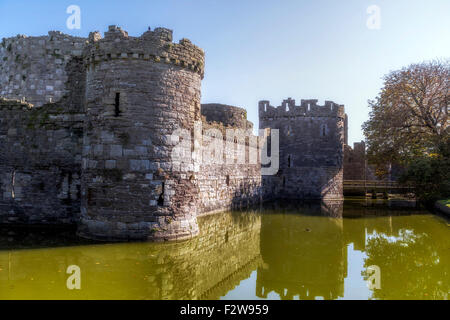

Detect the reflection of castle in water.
xmin=256 ymin=201 xmax=346 ymax=300
xmin=1 ymin=200 xmax=444 ymax=300
xmin=0 ymin=210 xmax=262 ymax=299
xmin=0 ymin=201 xmax=347 ymax=300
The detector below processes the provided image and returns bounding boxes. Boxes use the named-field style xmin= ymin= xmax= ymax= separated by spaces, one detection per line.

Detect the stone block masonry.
xmin=0 ymin=32 xmax=86 ymax=108
xmin=259 ymin=98 xmax=346 ymax=200
xmin=80 ymin=26 xmax=204 ymax=241
xmin=197 ymin=104 xmax=262 ymax=215
xmin=0 ymin=25 xmax=347 ymax=241
xmin=0 ymin=98 xmax=83 ymax=225
xmin=0 ymin=25 xmax=261 ymax=241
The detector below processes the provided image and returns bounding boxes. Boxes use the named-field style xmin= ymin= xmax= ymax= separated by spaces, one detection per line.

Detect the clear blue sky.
xmin=1 ymin=0 xmax=449 ymax=144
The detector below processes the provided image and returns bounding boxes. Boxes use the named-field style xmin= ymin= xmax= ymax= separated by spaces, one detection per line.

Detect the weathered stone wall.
xmin=0 ymin=25 xmax=348 ymax=241
xmin=344 ymin=141 xmax=380 ymax=182
xmin=80 ymin=26 xmax=204 ymax=241
xmin=0 ymin=98 xmax=84 ymax=224
xmin=196 ymin=109 xmax=262 ymax=215
xmin=201 ymin=103 xmax=253 ymax=130
xmin=259 ymin=98 xmax=345 ymax=200
xmin=0 ymin=30 xmax=86 ymax=225
xmin=0 ymin=32 xmax=86 ymax=108
xmin=0 ymin=25 xmax=263 ymax=241
xmin=344 ymin=141 xmax=366 ymax=180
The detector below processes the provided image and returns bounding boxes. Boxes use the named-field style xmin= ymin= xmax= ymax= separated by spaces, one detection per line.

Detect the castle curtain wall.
xmin=0 ymin=33 xmax=86 ymax=225
xmin=197 ymin=105 xmax=262 ymax=215
xmin=0 ymin=99 xmax=83 ymax=224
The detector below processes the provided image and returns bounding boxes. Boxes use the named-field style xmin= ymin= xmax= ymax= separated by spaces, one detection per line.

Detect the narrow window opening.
xmin=114 ymin=92 xmax=121 ymax=117
xmin=282 ymin=176 xmax=286 ymax=187
xmin=226 ymin=175 xmax=230 ymax=186
xmin=11 ymin=170 xmax=16 ymax=199
xmin=87 ymin=188 xmax=93 ymax=205
xmin=286 ymin=104 xmax=289 ymax=112
xmin=307 ymin=103 xmax=311 ymax=111
xmin=322 ymin=125 xmax=327 ymax=137
xmin=288 ymin=155 xmax=291 ymax=168
xmin=157 ymin=182 xmax=165 ymax=206
xmin=264 ymin=102 xmax=268 ymax=112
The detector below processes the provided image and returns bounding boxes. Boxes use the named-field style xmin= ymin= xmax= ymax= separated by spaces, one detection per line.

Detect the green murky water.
xmin=0 ymin=200 xmax=449 ymax=300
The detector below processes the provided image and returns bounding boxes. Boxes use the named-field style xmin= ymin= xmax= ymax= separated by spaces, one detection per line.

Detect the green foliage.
xmin=399 ymin=148 xmax=450 ymax=203
xmin=438 ymin=199 xmax=450 ymax=207
xmin=363 ymin=60 xmax=449 ymax=167
xmin=363 ymin=60 xmax=449 ymax=202
xmin=364 ymin=228 xmax=450 ymax=299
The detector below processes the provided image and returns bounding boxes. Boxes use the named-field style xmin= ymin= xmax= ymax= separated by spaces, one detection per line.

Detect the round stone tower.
xmin=80 ymin=26 xmax=204 ymax=241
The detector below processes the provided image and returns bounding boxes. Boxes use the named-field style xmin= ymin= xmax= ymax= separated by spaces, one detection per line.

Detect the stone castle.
xmin=0 ymin=26 xmax=346 ymax=241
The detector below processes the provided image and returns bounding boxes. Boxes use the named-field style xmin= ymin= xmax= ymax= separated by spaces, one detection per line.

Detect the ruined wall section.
xmin=0 ymin=98 xmax=84 ymax=224
xmin=344 ymin=141 xmax=366 ymax=180
xmin=259 ymin=98 xmax=345 ymax=200
xmin=197 ymin=104 xmax=261 ymax=215
xmin=0 ymin=32 xmax=87 ymax=109
xmin=201 ymin=103 xmax=253 ymax=130
xmin=0 ymin=32 xmax=86 ymax=225
xmin=80 ymin=26 xmax=204 ymax=241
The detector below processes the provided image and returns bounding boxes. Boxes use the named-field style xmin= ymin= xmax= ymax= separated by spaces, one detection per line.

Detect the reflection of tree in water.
xmin=1 ymin=200 xmax=448 ymax=300
xmin=363 ymin=219 xmax=450 ymax=300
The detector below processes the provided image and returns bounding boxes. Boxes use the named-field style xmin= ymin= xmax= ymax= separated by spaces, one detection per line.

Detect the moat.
xmin=0 ymin=199 xmax=448 ymax=300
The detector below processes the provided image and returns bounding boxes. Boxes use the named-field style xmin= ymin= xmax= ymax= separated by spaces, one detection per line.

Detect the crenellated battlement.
xmin=84 ymin=26 xmax=205 ymax=78
xmin=259 ymin=98 xmax=345 ymax=120
xmin=259 ymin=97 xmax=345 ymax=201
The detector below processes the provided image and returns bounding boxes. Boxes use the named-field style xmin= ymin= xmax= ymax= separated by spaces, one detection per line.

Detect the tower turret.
xmin=259 ymin=98 xmax=345 ymax=200
xmin=80 ymin=26 xmax=204 ymax=241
